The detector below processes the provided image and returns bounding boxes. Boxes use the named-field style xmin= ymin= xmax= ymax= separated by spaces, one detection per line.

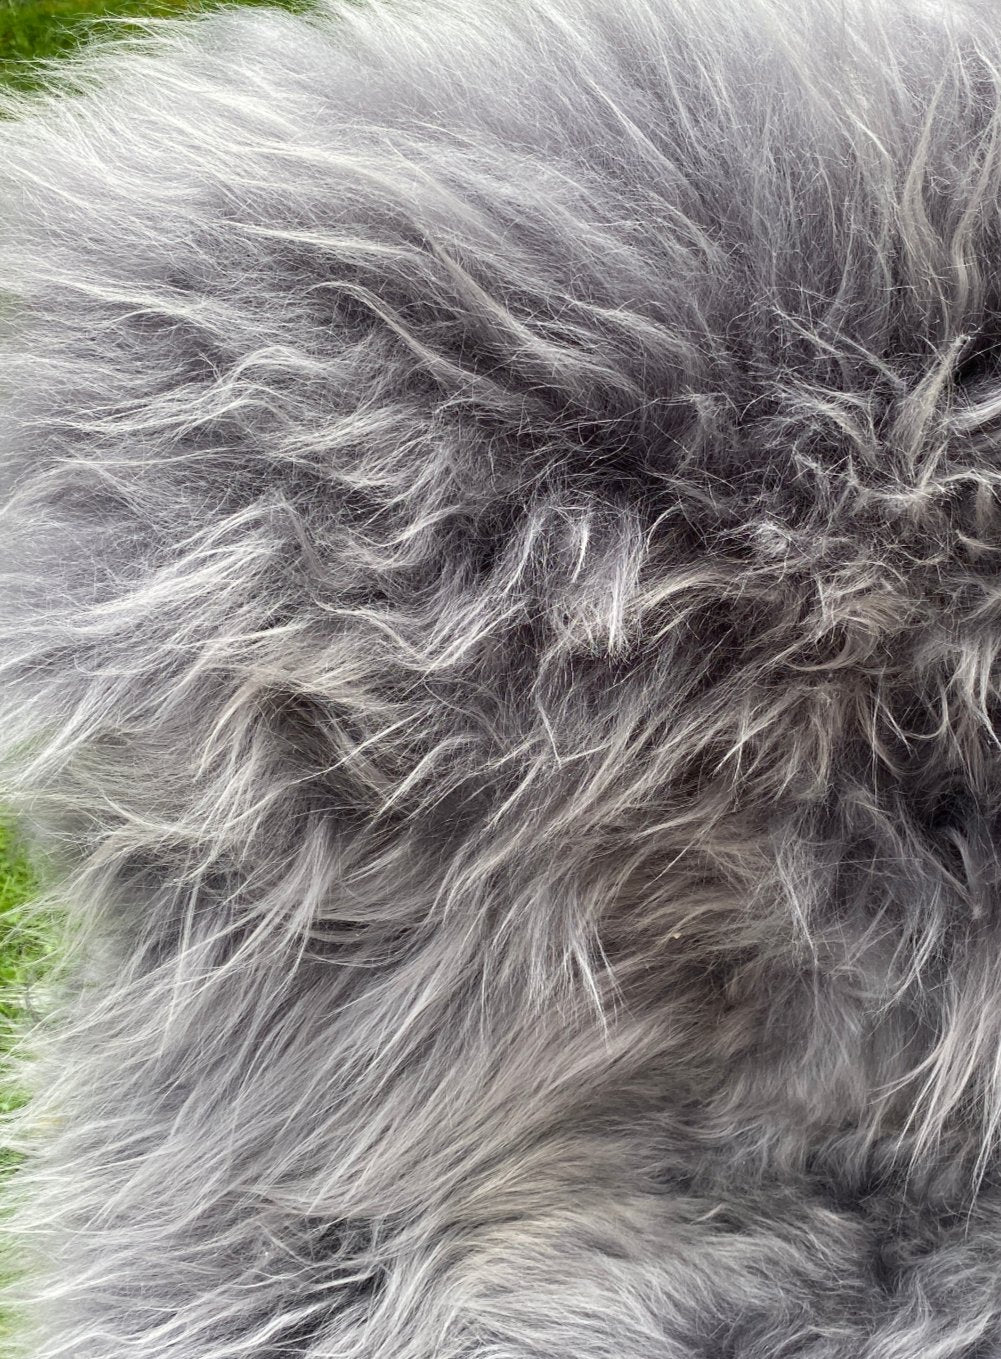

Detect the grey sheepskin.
xmin=5 ymin=0 xmax=1001 ymax=1353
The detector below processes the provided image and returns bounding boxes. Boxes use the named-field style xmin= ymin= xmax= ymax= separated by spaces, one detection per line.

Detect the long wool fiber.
xmin=4 ymin=0 xmax=1001 ymax=1353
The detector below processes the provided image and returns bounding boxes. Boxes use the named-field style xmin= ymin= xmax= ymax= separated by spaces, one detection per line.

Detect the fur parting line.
xmin=4 ymin=0 xmax=1001 ymax=1353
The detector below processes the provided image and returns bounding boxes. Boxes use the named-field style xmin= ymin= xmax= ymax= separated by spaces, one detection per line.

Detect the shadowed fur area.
xmin=4 ymin=0 xmax=1001 ymax=1352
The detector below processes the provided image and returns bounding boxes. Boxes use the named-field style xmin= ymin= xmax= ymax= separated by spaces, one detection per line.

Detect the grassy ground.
xmin=0 ymin=824 xmax=44 ymax=1154
xmin=0 ymin=818 xmax=48 ymax=1341
xmin=1 ymin=0 xmax=211 ymax=88
xmin=0 ymin=0 xmax=314 ymax=90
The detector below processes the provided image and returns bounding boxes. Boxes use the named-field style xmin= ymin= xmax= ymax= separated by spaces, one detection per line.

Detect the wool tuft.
xmin=3 ymin=0 xmax=1001 ymax=1354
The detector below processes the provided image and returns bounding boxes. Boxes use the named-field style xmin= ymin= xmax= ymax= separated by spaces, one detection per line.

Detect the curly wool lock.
xmin=2 ymin=0 xmax=1001 ymax=1353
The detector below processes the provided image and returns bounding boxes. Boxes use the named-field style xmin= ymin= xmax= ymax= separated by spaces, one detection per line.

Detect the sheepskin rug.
xmin=4 ymin=0 xmax=1001 ymax=1353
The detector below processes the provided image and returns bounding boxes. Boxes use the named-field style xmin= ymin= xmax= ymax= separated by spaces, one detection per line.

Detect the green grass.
xmin=0 ymin=823 xmax=46 ymax=1151
xmin=0 ymin=817 xmax=56 ymax=1193
xmin=0 ymin=817 xmax=49 ymax=1344
xmin=0 ymin=0 xmax=315 ymax=91
xmin=1 ymin=0 xmax=205 ymax=88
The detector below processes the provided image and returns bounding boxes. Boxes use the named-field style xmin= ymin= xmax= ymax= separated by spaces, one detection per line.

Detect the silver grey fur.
xmin=2 ymin=0 xmax=1001 ymax=1353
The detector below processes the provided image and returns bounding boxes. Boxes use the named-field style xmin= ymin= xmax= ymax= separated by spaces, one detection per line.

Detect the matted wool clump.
xmin=3 ymin=0 xmax=1001 ymax=1354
